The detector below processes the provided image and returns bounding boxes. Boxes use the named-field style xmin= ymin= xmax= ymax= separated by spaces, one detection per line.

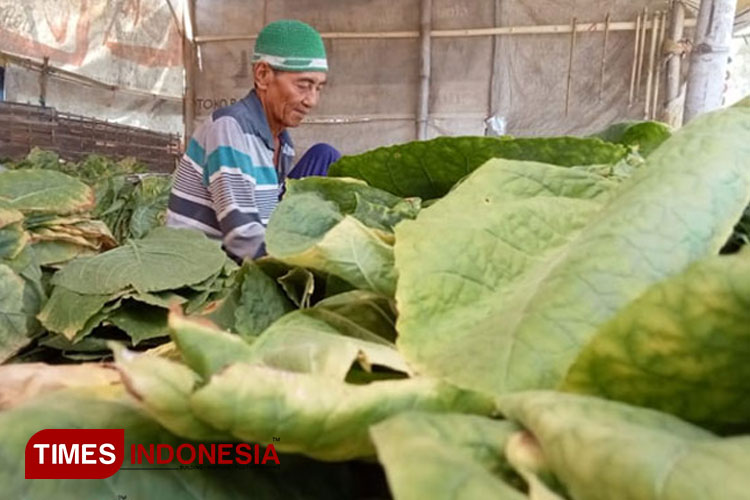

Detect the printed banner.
xmin=0 ymin=0 xmax=183 ymax=96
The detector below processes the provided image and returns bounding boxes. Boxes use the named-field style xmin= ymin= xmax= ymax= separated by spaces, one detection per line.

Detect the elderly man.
xmin=166 ymin=20 xmax=340 ymax=261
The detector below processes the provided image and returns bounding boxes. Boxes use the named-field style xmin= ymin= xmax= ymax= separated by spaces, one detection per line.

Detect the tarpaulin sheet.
xmin=0 ymin=0 xmax=184 ymax=133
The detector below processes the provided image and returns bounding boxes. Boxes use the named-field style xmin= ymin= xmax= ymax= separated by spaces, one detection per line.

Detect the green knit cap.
xmin=253 ymin=20 xmax=328 ymax=72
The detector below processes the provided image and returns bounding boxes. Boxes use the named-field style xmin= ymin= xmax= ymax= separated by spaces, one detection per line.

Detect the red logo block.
xmin=25 ymin=429 xmax=124 ymax=479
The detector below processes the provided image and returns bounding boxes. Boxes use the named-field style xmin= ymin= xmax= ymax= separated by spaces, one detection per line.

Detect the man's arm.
xmin=203 ymin=116 xmax=267 ymax=260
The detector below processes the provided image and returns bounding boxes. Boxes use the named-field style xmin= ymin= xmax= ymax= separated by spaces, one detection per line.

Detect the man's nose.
xmin=302 ymin=89 xmax=320 ymax=108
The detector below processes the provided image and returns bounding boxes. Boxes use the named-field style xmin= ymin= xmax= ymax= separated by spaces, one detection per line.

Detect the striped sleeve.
xmin=203 ymin=116 xmax=267 ymax=260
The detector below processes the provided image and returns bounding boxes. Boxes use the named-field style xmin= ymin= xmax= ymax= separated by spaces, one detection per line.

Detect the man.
xmin=166 ymin=20 xmax=340 ymax=261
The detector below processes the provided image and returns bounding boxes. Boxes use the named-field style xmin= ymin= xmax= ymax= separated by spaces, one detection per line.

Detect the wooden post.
xmin=183 ymin=0 xmax=197 ymax=141
xmin=684 ymin=0 xmax=738 ymax=123
xmin=416 ymin=0 xmax=432 ymax=140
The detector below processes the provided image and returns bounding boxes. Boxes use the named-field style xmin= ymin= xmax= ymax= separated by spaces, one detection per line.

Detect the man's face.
xmin=262 ymin=68 xmax=327 ymax=128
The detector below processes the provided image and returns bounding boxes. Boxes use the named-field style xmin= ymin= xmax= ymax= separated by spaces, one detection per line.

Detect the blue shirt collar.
xmin=242 ymin=90 xmax=294 ymax=151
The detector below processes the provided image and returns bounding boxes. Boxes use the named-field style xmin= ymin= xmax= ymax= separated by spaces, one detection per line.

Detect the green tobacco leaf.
xmin=371 ymin=413 xmax=526 ymax=500
xmin=267 ymin=193 xmax=397 ymax=296
xmin=168 ymin=314 xmax=256 ymax=379
xmin=256 ymin=257 xmax=357 ymax=305
xmin=38 ymin=333 xmax=110 ymax=353
xmin=114 ymin=345 xmax=226 ymax=440
xmin=128 ymin=175 xmax=171 ymax=239
xmin=52 ymin=227 xmax=226 ymax=294
xmin=0 ymin=200 xmax=25 ymax=228
xmin=9 ymin=248 xmax=46 ymax=338
xmin=0 ymin=202 xmax=28 ymax=261
xmin=396 ymin=105 xmax=750 ymax=395
xmin=126 ymin=290 xmax=188 ymax=308
xmin=0 ymin=265 xmax=31 ymax=362
xmin=0 ymin=386 xmax=356 ymax=499
xmin=505 ymin=431 xmax=568 ymax=499
xmin=31 ymin=240 xmax=96 ymax=266
xmin=497 ymin=391 xmax=750 ymax=500
xmin=190 ymin=364 xmax=495 ymax=461
xmin=108 ymin=302 xmax=168 ymax=345
xmin=286 ymin=177 xmax=420 ymax=231
xmin=23 ymin=213 xmax=89 ymax=229
xmin=329 ymin=136 xmax=627 ymax=199
xmin=204 ymin=259 xmax=290 ymax=336
xmin=562 ymin=251 xmax=750 ymax=432
xmin=286 ymin=177 xmax=406 ymax=212
xmin=234 ymin=260 xmax=294 ymax=338
xmin=0 ymin=226 xmax=28 ymax=263
xmin=37 ymin=286 xmax=112 ymax=340
xmin=12 ymin=147 xmax=60 ymax=170
xmin=251 ymin=310 xmax=411 ymax=379
xmin=72 ymin=298 xmax=127 ymax=342
xmin=351 ymin=193 xmax=421 ymax=232
xmin=278 ymin=267 xmax=315 ymax=308
xmin=307 ymin=290 xmax=397 ymax=344
xmin=0 ymin=169 xmax=94 ymax=214
xmin=0 ymin=363 xmax=121 ymax=410
xmin=170 ymin=310 xmax=408 ymax=381
xmin=592 ymin=120 xmax=672 ymax=157
xmin=395 ymin=160 xmax=614 ymax=394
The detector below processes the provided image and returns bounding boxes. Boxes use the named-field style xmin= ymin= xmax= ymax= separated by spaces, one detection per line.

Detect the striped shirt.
xmin=166 ymin=90 xmax=295 ymax=260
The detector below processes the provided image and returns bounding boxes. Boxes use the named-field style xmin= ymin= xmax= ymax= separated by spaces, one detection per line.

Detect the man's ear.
xmin=253 ymin=62 xmax=274 ymax=90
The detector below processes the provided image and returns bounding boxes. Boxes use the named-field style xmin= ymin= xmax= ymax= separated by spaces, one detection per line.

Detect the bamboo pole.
xmin=636 ymin=7 xmax=649 ymax=100
xmin=183 ymin=0 xmax=198 ymax=139
xmin=39 ymin=56 xmax=49 ymax=107
xmin=664 ymin=1 xmax=686 ymax=123
xmin=0 ymin=50 xmax=182 ymax=101
xmin=416 ymin=0 xmax=432 ymax=140
xmin=565 ymin=17 xmax=577 ymax=116
xmin=193 ymin=19 xmax=697 ymax=44
xmin=599 ymin=13 xmax=611 ymax=101
xmin=684 ymin=0 xmax=738 ymax=123
xmin=629 ymin=14 xmax=642 ymax=107
xmin=164 ymin=0 xmax=184 ymax=38
xmin=488 ymin=0 xmax=501 ymax=124
xmin=644 ymin=12 xmax=661 ymax=119
xmin=652 ymin=10 xmax=668 ymax=119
